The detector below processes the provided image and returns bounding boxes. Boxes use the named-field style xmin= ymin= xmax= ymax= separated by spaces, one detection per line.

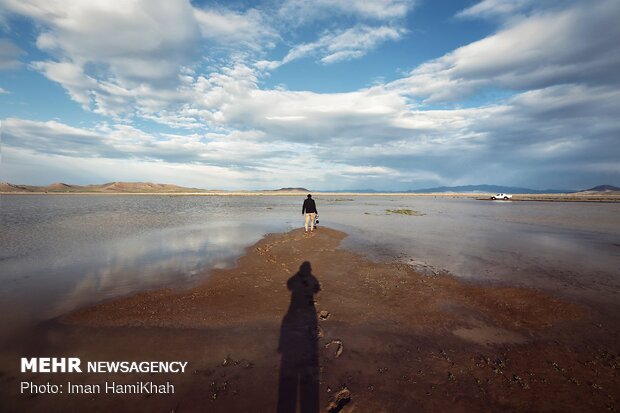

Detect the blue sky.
xmin=1 ymin=0 xmax=619 ymax=190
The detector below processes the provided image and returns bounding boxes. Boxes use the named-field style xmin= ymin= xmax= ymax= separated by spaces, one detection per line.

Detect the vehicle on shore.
xmin=491 ymin=193 xmax=513 ymax=200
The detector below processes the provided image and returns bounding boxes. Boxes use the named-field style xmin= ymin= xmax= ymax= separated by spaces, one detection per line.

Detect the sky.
xmin=0 ymin=0 xmax=619 ymax=191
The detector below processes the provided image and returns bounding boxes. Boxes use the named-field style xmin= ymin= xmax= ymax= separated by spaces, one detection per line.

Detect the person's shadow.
xmin=277 ymin=261 xmax=321 ymax=413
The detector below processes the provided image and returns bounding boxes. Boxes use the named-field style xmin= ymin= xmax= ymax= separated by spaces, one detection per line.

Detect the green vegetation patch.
xmin=386 ymin=209 xmax=424 ymax=216
xmin=325 ymin=198 xmax=354 ymax=202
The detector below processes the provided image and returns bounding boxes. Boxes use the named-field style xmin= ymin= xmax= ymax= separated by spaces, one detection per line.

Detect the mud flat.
xmin=2 ymin=228 xmax=619 ymax=412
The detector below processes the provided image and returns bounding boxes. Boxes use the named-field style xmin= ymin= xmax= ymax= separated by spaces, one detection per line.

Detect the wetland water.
xmin=1 ymin=195 xmax=619 ymax=341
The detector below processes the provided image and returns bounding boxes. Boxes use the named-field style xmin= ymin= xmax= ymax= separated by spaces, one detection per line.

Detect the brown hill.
xmin=46 ymin=183 xmax=75 ymax=191
xmin=0 ymin=183 xmax=36 ymax=192
xmin=94 ymin=182 xmax=204 ymax=193
xmin=1 ymin=182 xmax=208 ymax=193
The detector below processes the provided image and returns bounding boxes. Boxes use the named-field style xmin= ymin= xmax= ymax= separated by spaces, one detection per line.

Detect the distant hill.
xmin=0 ymin=182 xmax=208 ymax=193
xmin=406 ymin=185 xmax=572 ymax=194
xmin=90 ymin=182 xmax=207 ymax=193
xmin=314 ymin=185 xmax=573 ymax=194
xmin=583 ymin=185 xmax=620 ymax=192
xmin=576 ymin=185 xmax=620 ymax=194
xmin=265 ymin=187 xmax=310 ymax=192
xmin=1 ymin=182 xmax=313 ymax=194
xmin=47 ymin=182 xmax=73 ymax=191
xmin=0 ymin=183 xmax=36 ymax=192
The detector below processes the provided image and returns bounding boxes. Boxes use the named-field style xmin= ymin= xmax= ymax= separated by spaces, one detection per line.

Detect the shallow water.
xmin=1 ymin=195 xmax=619 ymax=341
xmin=332 ymin=198 xmax=620 ymax=318
xmin=322 ymin=197 xmax=620 ymax=294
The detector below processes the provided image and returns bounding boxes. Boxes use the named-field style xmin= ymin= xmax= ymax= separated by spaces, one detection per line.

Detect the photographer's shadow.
xmin=277 ymin=261 xmax=321 ymax=413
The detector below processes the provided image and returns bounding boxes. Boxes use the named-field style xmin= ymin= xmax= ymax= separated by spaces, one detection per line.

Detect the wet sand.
xmin=2 ymin=227 xmax=619 ymax=412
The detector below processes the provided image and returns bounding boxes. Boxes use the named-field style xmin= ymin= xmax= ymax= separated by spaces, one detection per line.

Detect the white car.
xmin=491 ymin=193 xmax=512 ymax=200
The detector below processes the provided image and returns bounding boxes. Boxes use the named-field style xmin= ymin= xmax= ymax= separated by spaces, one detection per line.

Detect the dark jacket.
xmin=302 ymin=198 xmax=317 ymax=214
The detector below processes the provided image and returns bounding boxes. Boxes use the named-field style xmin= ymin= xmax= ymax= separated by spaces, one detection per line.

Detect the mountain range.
xmin=318 ymin=185 xmax=619 ymax=194
xmin=406 ymin=184 xmax=571 ymax=194
xmin=1 ymin=182 xmax=618 ymax=194
xmin=0 ymin=182 xmax=207 ymax=193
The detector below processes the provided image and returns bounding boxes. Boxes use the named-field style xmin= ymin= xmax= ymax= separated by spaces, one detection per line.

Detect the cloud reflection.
xmin=0 ymin=220 xmax=285 ymax=340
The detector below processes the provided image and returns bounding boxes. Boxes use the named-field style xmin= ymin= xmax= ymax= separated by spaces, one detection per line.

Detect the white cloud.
xmin=320 ymin=25 xmax=407 ymax=64
xmin=0 ymin=0 xmax=276 ymax=119
xmin=474 ymin=84 xmax=620 ymax=152
xmin=2 ymin=118 xmax=119 ymax=158
xmin=254 ymin=0 xmax=413 ymax=70
xmin=30 ymin=61 xmax=97 ymax=107
xmin=390 ymin=0 xmax=620 ymax=102
xmin=0 ymin=0 xmax=201 ymax=118
xmin=1 ymin=117 xmax=302 ymax=169
xmin=15 ymin=0 xmax=200 ymax=80
xmin=202 ymin=83 xmax=409 ymax=142
xmin=457 ymin=0 xmax=538 ymax=19
xmin=257 ymin=25 xmax=407 ymax=69
xmin=194 ymin=7 xmax=277 ymax=49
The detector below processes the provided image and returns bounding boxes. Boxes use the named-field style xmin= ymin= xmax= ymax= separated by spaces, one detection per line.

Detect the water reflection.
xmin=0 ymin=220 xmax=288 ymax=341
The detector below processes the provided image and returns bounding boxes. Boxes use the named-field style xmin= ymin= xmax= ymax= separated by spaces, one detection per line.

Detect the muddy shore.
xmin=2 ymin=227 xmax=619 ymax=412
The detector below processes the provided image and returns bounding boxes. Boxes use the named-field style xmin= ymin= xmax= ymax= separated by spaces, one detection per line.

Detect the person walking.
xmin=302 ymin=194 xmax=318 ymax=232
